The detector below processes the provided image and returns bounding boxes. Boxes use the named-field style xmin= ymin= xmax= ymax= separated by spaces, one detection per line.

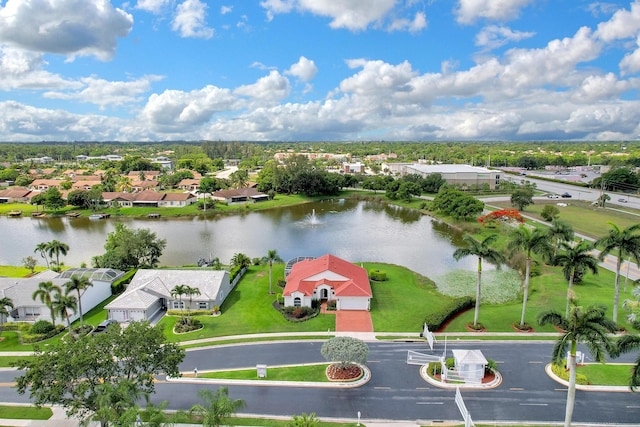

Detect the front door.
xmin=321 ymin=288 xmax=328 ymax=300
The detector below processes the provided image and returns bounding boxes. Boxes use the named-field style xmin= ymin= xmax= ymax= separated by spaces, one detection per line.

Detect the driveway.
xmin=335 ymin=310 xmax=374 ymax=332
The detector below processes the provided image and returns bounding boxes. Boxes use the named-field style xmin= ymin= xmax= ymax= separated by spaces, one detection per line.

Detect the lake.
xmin=1 ymin=199 xmax=480 ymax=278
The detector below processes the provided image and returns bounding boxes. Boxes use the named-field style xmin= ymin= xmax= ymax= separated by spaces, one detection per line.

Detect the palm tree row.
xmin=170 ymin=284 xmax=201 ymax=326
xmin=33 ymin=240 xmax=70 ymax=272
xmin=455 ymin=219 xmax=640 ymax=330
xmin=32 ymin=276 xmax=90 ymax=330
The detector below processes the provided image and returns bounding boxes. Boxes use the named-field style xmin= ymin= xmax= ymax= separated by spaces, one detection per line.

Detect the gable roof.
xmin=283 ymin=254 xmax=371 ymax=298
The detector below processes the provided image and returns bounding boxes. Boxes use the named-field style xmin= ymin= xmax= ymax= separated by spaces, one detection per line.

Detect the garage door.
xmin=110 ymin=310 xmax=127 ymax=322
xmin=338 ymin=298 xmax=367 ymax=310
xmin=129 ymin=310 xmax=146 ymax=321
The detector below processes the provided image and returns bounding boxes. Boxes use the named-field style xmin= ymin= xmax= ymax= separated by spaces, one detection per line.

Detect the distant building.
xmin=385 ymin=163 xmax=501 ymax=190
xmin=343 ymin=162 xmax=365 ymax=174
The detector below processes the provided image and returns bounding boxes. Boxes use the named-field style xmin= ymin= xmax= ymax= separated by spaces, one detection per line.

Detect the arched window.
xmin=294 ymin=297 xmax=301 ymax=307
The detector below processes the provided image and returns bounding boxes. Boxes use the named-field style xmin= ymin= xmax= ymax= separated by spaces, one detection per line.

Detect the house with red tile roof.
xmin=283 ymin=254 xmax=372 ymax=311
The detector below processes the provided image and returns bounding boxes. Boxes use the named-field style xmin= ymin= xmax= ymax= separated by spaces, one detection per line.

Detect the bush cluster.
xmin=229 ymin=265 xmax=243 ymax=282
xmin=111 ymin=269 xmax=137 ymax=295
xmin=166 ymin=309 xmax=211 ymax=317
xmin=422 ymin=296 xmax=474 ymax=331
xmin=551 ymin=363 xmax=588 ymax=385
xmin=22 ymin=322 xmax=65 ymax=343
xmin=369 ymin=269 xmax=388 ymax=281
xmin=281 ymin=305 xmax=319 ymax=322
xmin=174 ymin=318 xmax=203 ymax=334
xmin=326 ymin=300 xmax=337 ymax=310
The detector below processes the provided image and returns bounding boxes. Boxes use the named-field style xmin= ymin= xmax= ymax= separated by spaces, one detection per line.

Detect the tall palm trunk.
xmin=76 ymin=290 xmax=84 ymax=328
xmin=613 ymin=255 xmax=622 ymax=324
xmin=566 ymin=272 xmax=575 ymax=318
xmin=269 ymin=260 xmax=273 ymax=294
xmin=565 ymin=342 xmax=578 ymax=427
xmin=474 ymin=257 xmax=482 ymax=327
xmin=520 ymin=256 xmax=531 ymax=326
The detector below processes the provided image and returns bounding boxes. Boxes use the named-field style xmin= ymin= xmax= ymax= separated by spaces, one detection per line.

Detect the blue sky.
xmin=1 ymin=0 xmax=640 ymax=142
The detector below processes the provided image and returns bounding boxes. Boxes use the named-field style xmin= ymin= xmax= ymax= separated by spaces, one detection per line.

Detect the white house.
xmin=0 ymin=268 xmax=124 ymax=324
xmin=283 ymin=254 xmax=372 ymax=311
xmin=105 ymin=269 xmax=232 ymax=322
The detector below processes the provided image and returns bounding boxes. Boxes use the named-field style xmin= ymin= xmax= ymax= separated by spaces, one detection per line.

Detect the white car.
xmin=547 ymin=194 xmax=559 ymax=199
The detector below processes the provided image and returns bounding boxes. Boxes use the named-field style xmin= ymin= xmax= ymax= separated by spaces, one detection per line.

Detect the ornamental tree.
xmin=15 ymin=321 xmax=184 ymax=425
xmin=321 ymin=337 xmax=369 ymax=369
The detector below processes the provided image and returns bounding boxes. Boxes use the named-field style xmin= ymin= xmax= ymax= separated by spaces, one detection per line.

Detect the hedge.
xmin=111 ymin=269 xmax=137 ymax=295
xmin=369 ymin=269 xmax=388 ymax=281
xmin=423 ymin=296 xmax=474 ymax=331
xmin=551 ymin=363 xmax=588 ymax=385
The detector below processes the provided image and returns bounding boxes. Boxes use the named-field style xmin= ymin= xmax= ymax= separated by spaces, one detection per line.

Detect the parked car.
xmin=618 ymin=198 xmax=628 ymax=203
xmin=561 ymin=192 xmax=572 ymax=198
xmin=91 ymin=319 xmax=117 ymax=334
xmin=547 ymin=194 xmax=559 ymax=199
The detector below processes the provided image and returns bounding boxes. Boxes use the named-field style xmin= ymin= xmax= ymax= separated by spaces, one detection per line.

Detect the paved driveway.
xmin=335 ymin=310 xmax=373 ymax=332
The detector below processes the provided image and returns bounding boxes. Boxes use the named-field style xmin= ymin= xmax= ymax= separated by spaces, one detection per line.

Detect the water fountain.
xmin=306 ymin=208 xmax=321 ymax=226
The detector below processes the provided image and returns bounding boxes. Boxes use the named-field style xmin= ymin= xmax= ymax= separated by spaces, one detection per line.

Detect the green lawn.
xmin=491 ymin=199 xmax=640 ymax=240
xmin=192 ymin=363 xmax=331 ymax=382
xmin=0 ymin=405 xmax=51 ymax=420
xmin=159 ymin=264 xmax=335 ymax=342
xmin=0 ymin=265 xmax=46 ymax=278
xmin=578 ymin=363 xmax=635 ymax=386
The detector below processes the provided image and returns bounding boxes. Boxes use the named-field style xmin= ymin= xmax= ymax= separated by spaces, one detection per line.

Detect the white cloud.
xmin=286 ymin=56 xmax=318 ymax=82
xmin=455 ymin=0 xmax=535 ymax=25
xmin=388 ymin=12 xmax=427 ymax=33
xmin=570 ymin=73 xmax=631 ymax=103
xmin=44 ymin=75 xmax=164 ymax=109
xmin=141 ymin=85 xmax=237 ymax=132
xmin=595 ymin=1 xmax=640 ymax=42
xmin=221 ymin=5 xmax=233 ymax=15
xmin=261 ymin=0 xmax=415 ymax=32
xmin=234 ymin=70 xmax=291 ymax=105
xmin=0 ymin=0 xmax=133 ymax=61
xmin=475 ymin=25 xmax=535 ymax=50
xmin=136 ymin=0 xmax=171 ymax=14
xmin=172 ymin=0 xmax=214 ymax=39
xmin=0 ymin=46 xmax=74 ymax=90
xmin=620 ymin=36 xmax=640 ymax=75
xmin=260 ymin=0 xmax=296 ymax=22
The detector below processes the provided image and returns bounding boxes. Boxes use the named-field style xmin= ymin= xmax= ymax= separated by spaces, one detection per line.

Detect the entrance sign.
xmin=257 ymin=364 xmax=267 ymax=378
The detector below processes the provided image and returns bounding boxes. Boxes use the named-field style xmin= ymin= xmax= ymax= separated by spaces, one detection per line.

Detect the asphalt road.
xmin=3 ymin=340 xmax=639 ymax=424
xmin=160 ymin=341 xmax=638 ymax=424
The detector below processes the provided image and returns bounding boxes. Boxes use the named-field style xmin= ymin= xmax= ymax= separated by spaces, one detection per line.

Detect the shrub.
xmin=423 ymin=296 xmax=474 ymax=331
xmin=277 ymin=279 xmax=286 ymax=288
xmin=326 ymin=300 xmax=337 ymax=310
xmin=174 ymin=318 xmax=203 ymax=333
xmin=551 ymin=363 xmax=588 ymax=385
xmin=111 ymin=269 xmax=137 ymax=295
xmin=276 ymin=293 xmax=284 ymax=305
xmin=252 ymin=257 xmax=262 ymax=265
xmin=166 ymin=309 xmax=211 ymax=317
xmin=22 ymin=324 xmax=65 ymax=343
xmin=369 ymin=269 xmax=388 ymax=281
xmin=427 ymin=361 xmax=441 ymax=375
xmin=30 ymin=320 xmax=55 ymax=335
xmin=445 ymin=357 xmax=455 ymax=369
xmin=281 ymin=306 xmax=318 ymax=322
xmin=229 ymin=265 xmax=244 ymax=282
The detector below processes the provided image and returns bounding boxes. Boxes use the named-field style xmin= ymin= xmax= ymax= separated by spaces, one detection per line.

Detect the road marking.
xmin=520 ymin=403 xmax=548 ymax=406
xmin=510 ymin=387 xmax=525 ymax=391
xmin=627 ymin=405 xmax=640 ymax=409
xmin=417 ymin=402 xmax=444 ymax=405
xmin=416 ymin=387 xmax=430 ymax=390
xmin=555 ymin=388 xmax=568 ymax=392
xmin=0 ymin=382 xmax=16 ymax=386
xmin=528 ymin=361 xmax=544 ymax=364
xmin=374 ymin=386 xmax=391 ymax=390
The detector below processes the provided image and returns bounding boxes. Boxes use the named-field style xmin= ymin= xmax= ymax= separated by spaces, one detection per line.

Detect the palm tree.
xmin=46 ymin=240 xmax=69 ymax=272
xmin=64 ymin=275 xmax=93 ymax=328
xmin=595 ymin=223 xmax=640 ymax=324
xmin=189 ymin=387 xmax=246 ymax=427
xmin=170 ymin=284 xmax=188 ymax=324
xmin=613 ymin=331 xmax=640 ymax=391
xmin=32 ymin=281 xmax=62 ymax=326
xmin=185 ymin=285 xmax=201 ymax=324
xmin=265 ymin=249 xmax=283 ymax=294
xmin=51 ymin=289 xmax=77 ymax=331
xmin=553 ymin=240 xmax=599 ymax=317
xmin=230 ymin=253 xmax=251 ymax=270
xmin=34 ymin=242 xmax=50 ymax=269
xmin=508 ymin=225 xmax=552 ymax=327
xmin=116 ymin=176 xmax=133 ymax=193
xmin=546 ymin=220 xmax=575 ymax=258
xmin=538 ymin=302 xmax=616 ymax=427
xmin=0 ymin=296 xmax=14 ymax=338
xmin=453 ymin=234 xmax=505 ymax=328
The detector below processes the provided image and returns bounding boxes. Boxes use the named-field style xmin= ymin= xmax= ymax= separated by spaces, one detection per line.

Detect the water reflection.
xmin=0 ymin=199 xmax=484 ymax=279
